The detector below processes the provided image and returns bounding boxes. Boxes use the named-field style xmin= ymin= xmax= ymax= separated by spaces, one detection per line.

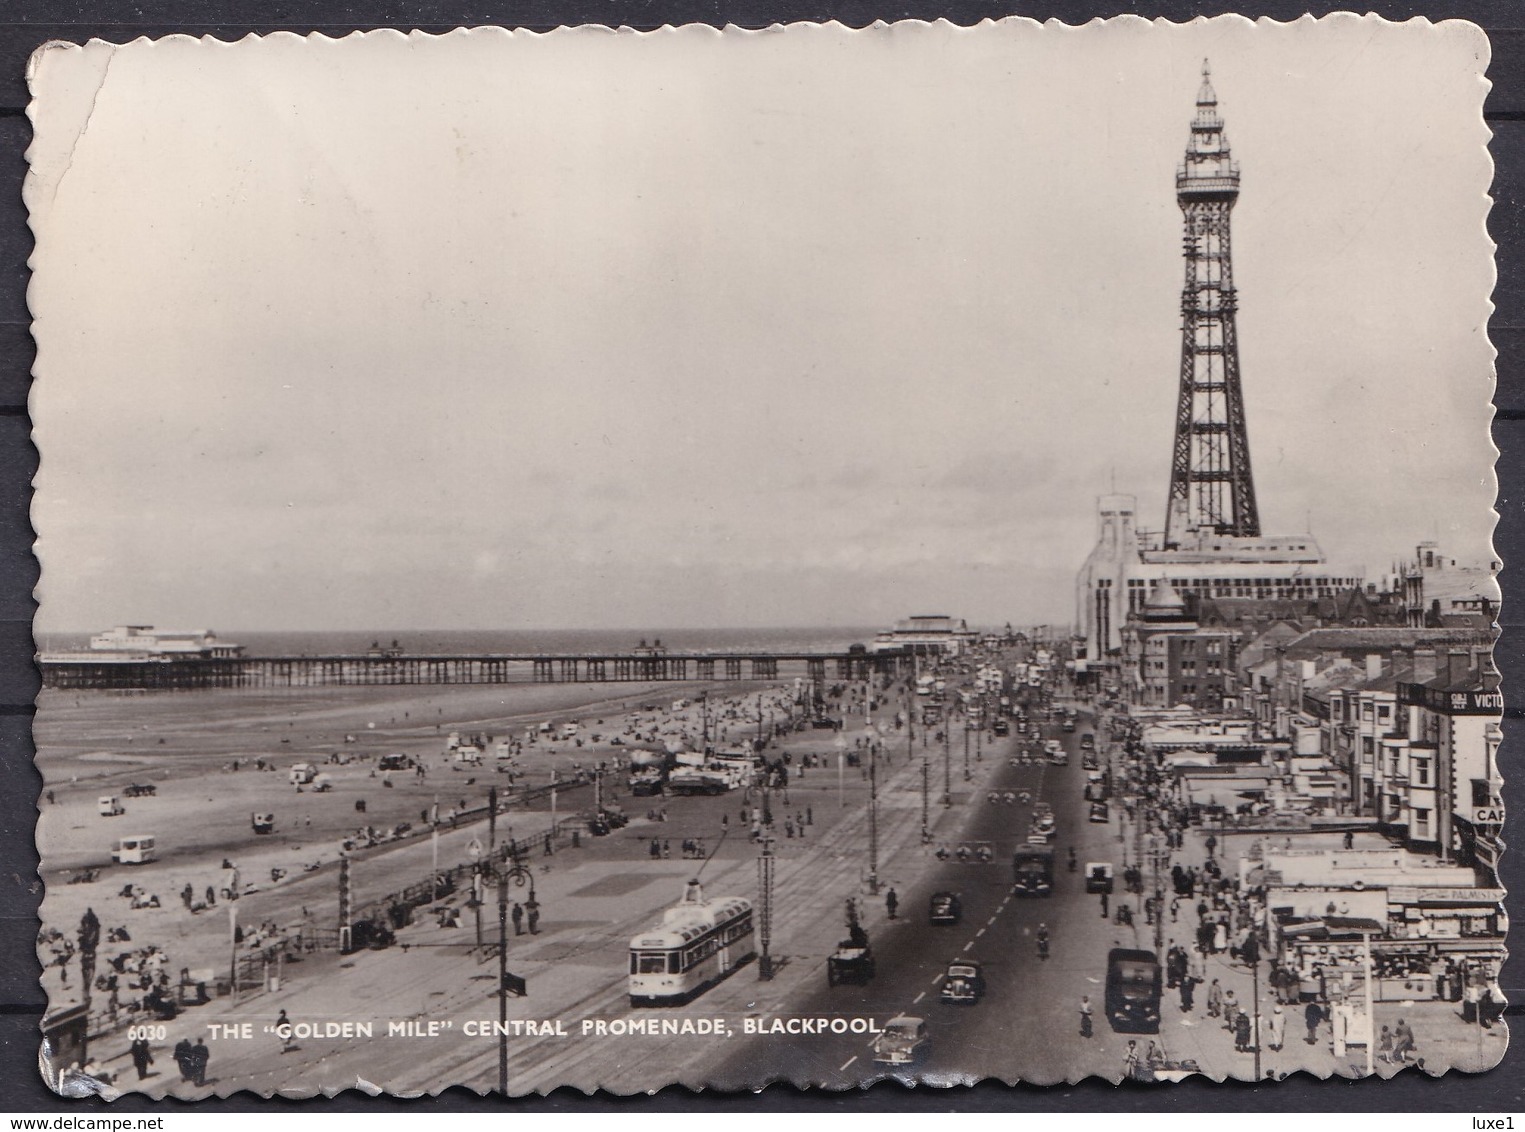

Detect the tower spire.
xmin=1165 ymin=60 xmax=1260 ymax=547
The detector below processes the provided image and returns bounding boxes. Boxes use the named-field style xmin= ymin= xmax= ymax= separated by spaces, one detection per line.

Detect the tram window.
xmin=635 ymin=952 xmax=669 ymax=975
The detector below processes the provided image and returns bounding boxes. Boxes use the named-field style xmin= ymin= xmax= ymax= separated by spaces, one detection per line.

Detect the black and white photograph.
xmin=23 ymin=15 xmax=1503 ymax=1097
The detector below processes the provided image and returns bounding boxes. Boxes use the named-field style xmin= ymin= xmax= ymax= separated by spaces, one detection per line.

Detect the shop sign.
xmin=1388 ymin=886 xmax=1505 ymax=905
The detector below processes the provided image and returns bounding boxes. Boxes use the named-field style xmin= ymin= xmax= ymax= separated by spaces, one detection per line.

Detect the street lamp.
xmin=943 ymin=711 xmax=952 ymax=807
xmin=757 ymin=831 xmax=776 ymax=980
xmin=864 ymin=722 xmax=881 ymax=894
xmin=487 ymin=849 xmax=537 ymax=1097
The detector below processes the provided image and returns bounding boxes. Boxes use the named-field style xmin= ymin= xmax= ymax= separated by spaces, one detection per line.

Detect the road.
xmin=705 ymin=702 xmax=1155 ymax=1088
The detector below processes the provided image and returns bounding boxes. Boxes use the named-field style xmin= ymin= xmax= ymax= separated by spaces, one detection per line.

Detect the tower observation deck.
xmin=1165 ymin=60 xmax=1260 ymax=547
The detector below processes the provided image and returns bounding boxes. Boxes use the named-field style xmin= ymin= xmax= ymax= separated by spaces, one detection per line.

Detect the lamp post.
xmin=834 ymin=732 xmax=848 ymax=808
xmin=489 ymin=848 xmax=537 ymax=1097
xmin=920 ymin=758 xmax=930 ymax=844
xmin=943 ymin=712 xmax=952 ymax=807
xmin=963 ymin=720 xmax=971 ymax=782
xmin=757 ymin=831 xmax=776 ymax=980
xmin=865 ymin=722 xmax=881 ymax=894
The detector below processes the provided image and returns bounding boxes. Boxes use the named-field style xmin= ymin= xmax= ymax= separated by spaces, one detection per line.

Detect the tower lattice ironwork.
xmin=1165 ymin=60 xmax=1260 ymax=546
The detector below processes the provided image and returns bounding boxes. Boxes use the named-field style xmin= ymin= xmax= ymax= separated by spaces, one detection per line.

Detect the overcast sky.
xmin=27 ymin=17 xmax=1496 ymax=632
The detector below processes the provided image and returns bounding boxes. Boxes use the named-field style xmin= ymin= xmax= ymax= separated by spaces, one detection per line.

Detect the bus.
xmin=629 ymin=880 xmax=755 ymax=1006
xmin=1105 ymin=948 xmax=1162 ymax=1033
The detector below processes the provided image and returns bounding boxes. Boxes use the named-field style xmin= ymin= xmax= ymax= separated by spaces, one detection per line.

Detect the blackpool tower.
xmin=1164 ymin=61 xmax=1260 ymax=547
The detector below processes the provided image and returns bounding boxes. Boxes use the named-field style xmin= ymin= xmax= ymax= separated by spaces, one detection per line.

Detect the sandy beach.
xmin=36 ymin=677 xmax=791 ymax=1019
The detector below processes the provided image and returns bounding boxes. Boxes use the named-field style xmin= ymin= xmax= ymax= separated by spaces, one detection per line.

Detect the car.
xmin=929 ymin=891 xmax=962 ymax=925
xmin=827 ymin=938 xmax=875 ymax=986
xmin=1089 ymin=801 xmax=1111 ymax=823
xmin=1084 ymin=862 xmax=1115 ymax=894
xmin=871 ymin=1015 xmax=929 ymax=1068
xmin=1082 ymin=754 xmax=1099 ymax=771
xmin=939 ymin=958 xmax=986 ymax=1005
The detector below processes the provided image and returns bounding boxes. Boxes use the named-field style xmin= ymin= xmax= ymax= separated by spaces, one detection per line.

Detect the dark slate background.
xmin=0 ymin=0 xmax=1520 ymax=1114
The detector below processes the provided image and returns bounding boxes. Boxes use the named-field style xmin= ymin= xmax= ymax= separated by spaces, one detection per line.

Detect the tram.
xmin=629 ymin=880 xmax=755 ymax=1006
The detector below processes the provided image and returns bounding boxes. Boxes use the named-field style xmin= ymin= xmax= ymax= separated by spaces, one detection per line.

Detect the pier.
xmin=39 ymin=648 xmax=919 ymax=691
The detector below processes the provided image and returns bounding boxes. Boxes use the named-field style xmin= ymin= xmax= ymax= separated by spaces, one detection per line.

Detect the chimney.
xmin=1446 ymin=648 xmax=1470 ymax=687
xmin=1413 ymin=647 xmax=1438 ymax=684
xmin=1365 ymin=653 xmax=1383 ymax=681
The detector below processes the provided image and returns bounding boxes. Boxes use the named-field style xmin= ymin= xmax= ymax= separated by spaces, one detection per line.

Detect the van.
xmin=111 ymin=835 xmax=156 ymax=865
xmin=97 ymin=795 xmax=124 ymax=817
xmin=289 ymin=763 xmax=316 ymax=785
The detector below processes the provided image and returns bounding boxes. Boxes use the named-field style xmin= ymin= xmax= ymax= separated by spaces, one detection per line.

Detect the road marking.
xmin=963 ymin=940 xmax=974 ymax=952
xmin=913 ymin=991 xmax=925 ymax=1004
xmin=986 ymin=915 xmax=998 ymax=926
xmin=839 ymin=1056 xmax=857 ymax=1072
xmin=975 ymin=927 xmax=986 ymax=938
xmin=931 ymin=972 xmax=944 ymax=985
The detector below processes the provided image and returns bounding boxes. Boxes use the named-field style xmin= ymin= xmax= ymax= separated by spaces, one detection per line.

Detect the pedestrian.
xmin=1222 ymin=989 xmax=1238 ymax=1029
xmin=886 ymin=888 xmax=899 ymax=920
xmin=1267 ymin=1005 xmax=1286 ymax=1051
xmin=511 ymin=900 xmax=523 ymax=935
xmin=1377 ymin=1025 xmax=1394 ymax=1064
xmin=1343 ymin=830 xmax=1355 ymax=850
xmin=1079 ymin=995 xmax=1093 ymax=1039
xmin=1122 ymin=1040 xmax=1139 ymax=1080
xmin=276 ymin=1008 xmax=298 ymax=1053
xmin=189 ymin=1038 xmax=209 ymax=1086
xmin=1304 ymin=1000 xmax=1323 ymax=1045
xmin=205 ymin=885 xmax=216 ymax=907
xmin=526 ymin=900 xmax=540 ymax=935
xmin=1234 ymin=1009 xmax=1252 ymax=1052
xmin=172 ymin=1038 xmax=193 ymax=1082
xmin=662 ymin=839 xmax=671 ymax=859
xmin=1099 ymin=890 xmax=1109 ymax=919
xmin=1179 ymin=975 xmax=1195 ymax=1013
xmin=544 ymin=832 xmax=554 ymax=856
xmin=129 ymin=1037 xmax=153 ymax=1080
xmin=1392 ymin=1018 xmax=1415 ymax=1063
xmin=1205 ymin=834 xmax=1217 ymax=859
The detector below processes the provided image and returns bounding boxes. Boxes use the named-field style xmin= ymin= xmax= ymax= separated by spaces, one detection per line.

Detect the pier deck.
xmin=39 ymin=649 xmax=920 ymax=690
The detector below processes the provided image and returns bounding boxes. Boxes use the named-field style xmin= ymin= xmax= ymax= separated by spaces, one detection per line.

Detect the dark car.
xmin=929 ymin=891 xmax=962 ymax=925
xmin=939 ymin=958 xmax=986 ymax=1005
xmin=1089 ymin=801 xmax=1111 ymax=823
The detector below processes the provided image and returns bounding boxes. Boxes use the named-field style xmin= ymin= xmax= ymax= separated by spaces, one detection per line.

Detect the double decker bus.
xmin=629 ymin=880 xmax=755 ymax=1006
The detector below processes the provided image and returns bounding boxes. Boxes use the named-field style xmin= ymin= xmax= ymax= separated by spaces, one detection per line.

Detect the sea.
xmin=36 ymin=627 xmax=883 ymax=658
